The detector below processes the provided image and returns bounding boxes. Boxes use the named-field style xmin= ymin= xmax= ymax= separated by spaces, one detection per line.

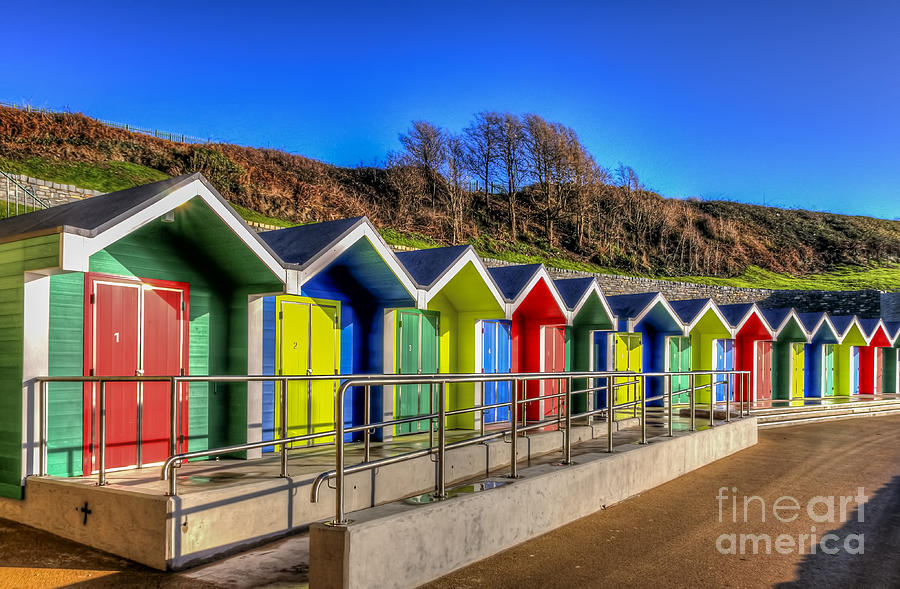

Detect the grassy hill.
xmin=1 ymin=105 xmax=898 ymax=290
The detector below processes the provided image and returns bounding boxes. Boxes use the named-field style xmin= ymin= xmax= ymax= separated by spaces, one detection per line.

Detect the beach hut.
xmin=603 ymin=293 xmax=685 ymax=410
xmin=670 ymin=299 xmax=734 ymax=404
xmin=718 ymin=303 xmax=775 ymax=404
xmin=554 ymin=278 xmax=616 ymax=415
xmin=762 ymin=308 xmax=810 ymax=400
xmin=883 ymin=322 xmax=900 ymax=394
xmin=488 ymin=265 xmax=568 ymax=423
xmin=829 ymin=316 xmax=868 ymax=396
xmin=0 ymin=174 xmax=287 ymax=497
xmin=258 ymin=217 xmax=417 ymax=444
xmin=395 ymin=246 xmax=506 ymax=432
xmin=858 ymin=318 xmax=893 ymax=395
xmin=796 ymin=313 xmax=840 ymax=398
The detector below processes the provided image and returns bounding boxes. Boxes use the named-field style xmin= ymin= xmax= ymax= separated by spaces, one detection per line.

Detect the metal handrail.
xmin=2 ymin=169 xmax=51 ymax=216
xmin=35 ymin=368 xmax=751 ymax=521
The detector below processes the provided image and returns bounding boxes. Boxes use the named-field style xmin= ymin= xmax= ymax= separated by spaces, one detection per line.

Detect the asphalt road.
xmin=425 ymin=415 xmax=900 ymax=588
xmin=1 ymin=416 xmax=899 ymax=588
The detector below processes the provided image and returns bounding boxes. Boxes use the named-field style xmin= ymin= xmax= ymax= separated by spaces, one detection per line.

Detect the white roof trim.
xmin=772 ymin=308 xmax=812 ymax=343
xmin=423 ymin=248 xmax=506 ymax=312
xmin=570 ymin=279 xmax=617 ymax=328
xmin=834 ymin=315 xmax=866 ymax=345
xmin=630 ymin=293 xmax=686 ymax=335
xmin=59 ymin=178 xmax=287 ymax=283
xmin=508 ymin=266 xmax=569 ymax=322
xmin=297 ymin=221 xmax=418 ymax=302
xmin=733 ymin=304 xmax=776 ymax=338
xmin=682 ymin=300 xmax=734 ymax=338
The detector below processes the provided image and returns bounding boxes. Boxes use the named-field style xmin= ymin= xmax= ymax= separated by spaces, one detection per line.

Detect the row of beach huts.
xmin=0 ymin=173 xmax=896 ymax=499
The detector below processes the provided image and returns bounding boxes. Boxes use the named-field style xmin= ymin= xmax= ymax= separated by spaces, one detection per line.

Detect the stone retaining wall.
xmin=2 ymin=173 xmax=103 ymax=208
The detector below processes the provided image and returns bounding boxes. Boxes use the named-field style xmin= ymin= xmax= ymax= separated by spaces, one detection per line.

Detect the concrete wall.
xmin=310 ymin=418 xmax=758 ymax=589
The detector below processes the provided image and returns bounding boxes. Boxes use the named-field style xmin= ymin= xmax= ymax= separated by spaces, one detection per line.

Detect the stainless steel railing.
xmin=35 ymin=368 xmax=751 ymax=524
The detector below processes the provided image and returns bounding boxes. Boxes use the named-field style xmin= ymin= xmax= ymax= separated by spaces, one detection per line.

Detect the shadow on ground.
xmin=778 ymin=475 xmax=900 ymax=588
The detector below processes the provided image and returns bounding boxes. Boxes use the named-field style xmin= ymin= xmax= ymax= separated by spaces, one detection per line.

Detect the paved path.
xmin=426 ymin=415 xmax=900 ymax=588
xmin=2 ymin=416 xmax=899 ymax=588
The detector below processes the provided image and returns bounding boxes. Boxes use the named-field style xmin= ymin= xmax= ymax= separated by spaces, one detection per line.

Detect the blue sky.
xmin=2 ymin=1 xmax=898 ymax=219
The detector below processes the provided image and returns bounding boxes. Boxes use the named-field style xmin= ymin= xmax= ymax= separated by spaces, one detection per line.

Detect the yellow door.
xmin=275 ymin=297 xmax=340 ymax=445
xmin=614 ymin=333 xmax=643 ymax=414
xmin=791 ymin=342 xmax=805 ymax=398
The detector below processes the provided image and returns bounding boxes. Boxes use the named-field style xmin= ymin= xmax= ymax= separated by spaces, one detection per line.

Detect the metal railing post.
xmin=725 ymin=373 xmax=732 ymax=423
xmin=169 ymin=377 xmax=178 ymax=458
xmin=363 ymin=385 xmax=371 ymax=463
xmin=280 ymin=378 xmax=289 ymax=477
xmin=689 ymin=374 xmax=696 ymax=431
xmin=709 ymin=376 xmax=716 ymax=428
xmin=639 ymin=375 xmax=647 ymax=444
xmin=335 ymin=381 xmax=348 ymax=524
xmin=99 ymin=381 xmax=107 ymax=486
xmin=429 ymin=383 xmax=434 ymax=449
xmin=479 ymin=379 xmax=485 ymax=438
xmin=509 ymin=378 xmax=519 ymax=478
xmin=436 ymin=381 xmax=446 ymax=498
xmin=667 ymin=375 xmax=674 ymax=437
xmin=564 ymin=377 xmax=573 ymax=464
xmin=607 ymin=376 xmax=614 ymax=453
xmin=40 ymin=380 xmax=48 ymax=475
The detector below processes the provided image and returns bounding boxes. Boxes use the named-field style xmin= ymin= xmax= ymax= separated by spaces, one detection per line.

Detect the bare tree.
xmin=496 ymin=113 xmax=526 ymax=241
xmin=445 ymin=135 xmax=471 ymax=243
xmin=399 ymin=120 xmax=447 ymax=208
xmin=463 ymin=111 xmax=501 ymax=211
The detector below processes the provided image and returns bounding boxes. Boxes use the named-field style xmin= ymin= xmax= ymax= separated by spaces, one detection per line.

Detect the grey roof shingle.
xmin=396 ymin=245 xmax=470 ymax=288
xmin=487 ymin=264 xmax=542 ymax=300
xmin=260 ymin=217 xmax=365 ymax=267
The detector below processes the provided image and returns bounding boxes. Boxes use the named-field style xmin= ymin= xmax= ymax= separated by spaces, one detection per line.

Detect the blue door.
xmin=852 ymin=347 xmax=860 ymax=394
xmin=714 ymin=339 xmax=735 ymax=402
xmin=482 ymin=320 xmax=512 ymax=423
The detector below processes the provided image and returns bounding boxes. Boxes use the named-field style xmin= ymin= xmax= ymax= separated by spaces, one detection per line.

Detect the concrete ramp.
xmin=310 ymin=418 xmax=758 ymax=589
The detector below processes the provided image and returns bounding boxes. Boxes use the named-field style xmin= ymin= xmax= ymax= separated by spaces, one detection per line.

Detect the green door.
xmin=791 ymin=342 xmax=805 ymax=398
xmin=822 ymin=344 xmax=835 ymax=397
xmin=668 ymin=336 xmax=691 ymax=404
xmin=396 ymin=310 xmax=440 ymax=434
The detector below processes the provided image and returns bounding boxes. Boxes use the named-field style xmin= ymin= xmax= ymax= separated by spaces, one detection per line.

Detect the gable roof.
xmin=554 ymin=277 xmax=617 ymax=327
xmin=859 ymin=317 xmax=890 ymax=344
xmin=260 ymin=215 xmax=417 ymax=299
xmin=0 ymin=173 xmax=285 ymax=281
xmin=487 ymin=264 xmax=543 ymax=301
xmin=606 ymin=292 xmax=661 ymax=320
xmin=718 ymin=303 xmax=756 ymax=328
xmin=669 ymin=298 xmax=712 ymax=325
xmin=260 ymin=217 xmax=366 ymax=268
xmin=607 ymin=292 xmax=684 ymax=334
xmin=554 ymin=277 xmax=596 ymax=310
xmin=829 ymin=314 xmax=857 ymax=336
xmin=0 ymin=174 xmax=190 ymax=241
xmin=885 ymin=321 xmax=900 ymax=343
xmin=796 ymin=312 xmax=827 ymax=334
xmin=396 ymin=245 xmax=470 ymax=288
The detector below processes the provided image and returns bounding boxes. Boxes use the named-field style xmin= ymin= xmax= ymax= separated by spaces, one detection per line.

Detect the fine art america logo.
xmin=715 ymin=487 xmax=867 ymax=555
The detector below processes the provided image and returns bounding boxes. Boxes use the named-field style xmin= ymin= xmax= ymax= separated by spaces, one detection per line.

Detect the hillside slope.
xmin=1 ymin=106 xmax=898 ymax=282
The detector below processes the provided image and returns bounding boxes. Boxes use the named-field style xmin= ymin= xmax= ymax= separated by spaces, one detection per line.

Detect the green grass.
xmin=229 ymin=203 xmax=298 ymax=228
xmin=673 ymin=264 xmax=900 ymax=291
xmin=0 ymin=204 xmax=36 ymax=219
xmin=0 ymin=156 xmax=169 ymax=193
xmin=379 ymin=228 xmax=439 ymax=249
xmin=468 ymin=234 xmax=625 ymax=275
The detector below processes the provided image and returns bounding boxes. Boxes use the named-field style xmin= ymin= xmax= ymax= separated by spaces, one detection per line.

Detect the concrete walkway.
xmin=425 ymin=415 xmax=900 ymax=588
xmin=2 ymin=415 xmax=898 ymax=587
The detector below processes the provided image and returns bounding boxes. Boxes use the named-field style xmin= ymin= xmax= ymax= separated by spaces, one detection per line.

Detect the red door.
xmin=874 ymin=349 xmax=883 ymax=394
xmin=756 ymin=341 xmax=773 ymax=402
xmin=142 ymin=286 xmax=186 ymax=464
xmin=85 ymin=281 xmax=141 ymax=473
xmin=542 ymin=326 xmax=566 ymax=417
xmin=84 ymin=274 xmax=188 ymax=474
